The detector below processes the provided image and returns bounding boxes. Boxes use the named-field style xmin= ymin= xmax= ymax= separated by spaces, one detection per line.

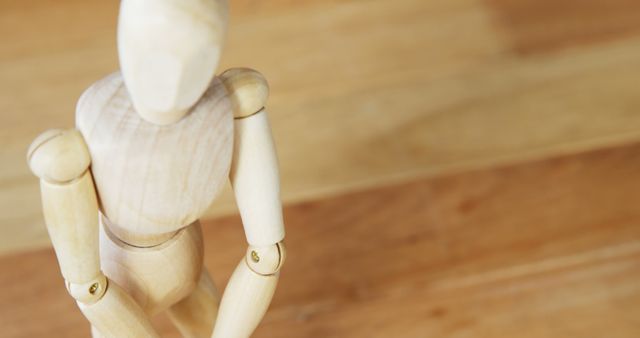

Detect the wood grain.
xmin=4 ymin=0 xmax=640 ymax=254
xmin=487 ymin=0 xmax=640 ymax=55
xmin=2 ymin=141 xmax=640 ymax=337
xmin=98 ymin=219 xmax=204 ymax=316
xmin=76 ymin=72 xmax=233 ymax=235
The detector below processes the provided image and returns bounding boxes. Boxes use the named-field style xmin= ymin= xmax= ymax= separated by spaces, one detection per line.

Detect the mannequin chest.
xmin=76 ymin=72 xmax=233 ymax=236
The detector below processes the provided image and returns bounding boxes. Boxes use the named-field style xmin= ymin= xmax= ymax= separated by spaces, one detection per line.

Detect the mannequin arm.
xmin=28 ymin=129 xmax=159 ymax=337
xmin=213 ymin=69 xmax=286 ymax=338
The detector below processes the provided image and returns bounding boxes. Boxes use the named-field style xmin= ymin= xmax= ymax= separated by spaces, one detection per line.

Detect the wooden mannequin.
xmin=27 ymin=1 xmax=285 ymax=337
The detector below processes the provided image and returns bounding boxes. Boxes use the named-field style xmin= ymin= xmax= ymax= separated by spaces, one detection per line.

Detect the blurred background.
xmin=2 ymin=0 xmax=640 ymax=337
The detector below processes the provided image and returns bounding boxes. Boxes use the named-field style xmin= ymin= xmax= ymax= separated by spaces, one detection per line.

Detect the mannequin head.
xmin=118 ymin=0 xmax=229 ymax=125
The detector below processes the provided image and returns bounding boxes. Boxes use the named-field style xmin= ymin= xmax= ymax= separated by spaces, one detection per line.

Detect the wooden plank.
xmin=2 ymin=142 xmax=640 ymax=337
xmin=487 ymin=0 xmax=640 ymax=55
xmin=4 ymin=0 xmax=640 ymax=254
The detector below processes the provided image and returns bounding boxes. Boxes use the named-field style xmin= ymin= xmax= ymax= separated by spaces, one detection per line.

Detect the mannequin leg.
xmin=167 ymin=269 xmax=220 ymax=338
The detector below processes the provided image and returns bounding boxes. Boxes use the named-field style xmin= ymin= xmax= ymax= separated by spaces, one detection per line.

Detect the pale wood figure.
xmin=27 ymin=1 xmax=286 ymax=337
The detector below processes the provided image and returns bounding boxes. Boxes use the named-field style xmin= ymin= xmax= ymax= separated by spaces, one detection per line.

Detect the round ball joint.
xmin=245 ymin=242 xmax=286 ymax=276
xmin=219 ymin=68 xmax=269 ymax=118
xmin=66 ymin=274 xmax=108 ymax=305
xmin=27 ymin=129 xmax=91 ymax=183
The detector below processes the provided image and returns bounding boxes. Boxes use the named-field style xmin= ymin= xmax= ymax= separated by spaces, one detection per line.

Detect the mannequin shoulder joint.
xmin=220 ymin=68 xmax=269 ymax=118
xmin=27 ymin=129 xmax=91 ymax=183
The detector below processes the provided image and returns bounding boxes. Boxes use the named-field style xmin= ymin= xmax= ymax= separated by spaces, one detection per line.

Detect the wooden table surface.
xmin=3 ymin=0 xmax=640 ymax=336
xmin=4 ymin=0 xmax=640 ymax=254
xmin=2 ymin=142 xmax=640 ymax=337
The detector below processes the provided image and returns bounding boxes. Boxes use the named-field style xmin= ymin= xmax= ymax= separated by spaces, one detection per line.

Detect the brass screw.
xmin=89 ymin=283 xmax=99 ymax=295
xmin=251 ymin=250 xmax=260 ymax=263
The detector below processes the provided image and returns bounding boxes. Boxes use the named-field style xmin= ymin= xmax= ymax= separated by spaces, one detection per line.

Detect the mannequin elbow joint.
xmin=245 ymin=241 xmax=286 ymax=275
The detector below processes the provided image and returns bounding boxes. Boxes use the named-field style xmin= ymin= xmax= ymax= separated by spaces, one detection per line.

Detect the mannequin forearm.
xmin=211 ymin=259 xmax=280 ymax=338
